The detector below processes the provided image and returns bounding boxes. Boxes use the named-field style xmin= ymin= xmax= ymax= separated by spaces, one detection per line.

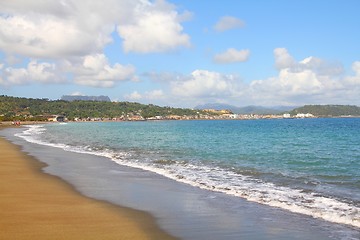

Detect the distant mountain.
xmin=238 ymin=106 xmax=282 ymax=114
xmin=195 ymin=103 xmax=297 ymax=114
xmin=270 ymin=105 xmax=299 ymax=112
xmin=290 ymin=105 xmax=360 ymax=117
xmin=61 ymin=95 xmax=111 ymax=102
xmin=195 ymin=103 xmax=236 ymax=111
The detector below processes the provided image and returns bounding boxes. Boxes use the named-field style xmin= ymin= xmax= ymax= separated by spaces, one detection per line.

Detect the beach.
xmin=0 ymin=132 xmax=177 ymax=240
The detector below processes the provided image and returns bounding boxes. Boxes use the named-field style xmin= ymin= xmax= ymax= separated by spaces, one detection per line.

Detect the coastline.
xmin=0 ymin=133 xmax=178 ymax=240
xmin=1 ymin=123 xmax=359 ymax=240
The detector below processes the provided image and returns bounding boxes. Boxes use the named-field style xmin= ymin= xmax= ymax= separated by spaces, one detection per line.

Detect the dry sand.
xmin=0 ymin=135 xmax=178 ymax=240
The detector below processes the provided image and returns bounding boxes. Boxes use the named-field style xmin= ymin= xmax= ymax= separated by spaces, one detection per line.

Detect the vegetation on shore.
xmin=0 ymin=95 xmax=210 ymax=121
xmin=290 ymin=105 xmax=360 ymax=117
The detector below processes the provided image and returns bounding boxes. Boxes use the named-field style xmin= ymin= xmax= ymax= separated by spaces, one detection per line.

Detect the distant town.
xmin=60 ymin=110 xmax=315 ymax=123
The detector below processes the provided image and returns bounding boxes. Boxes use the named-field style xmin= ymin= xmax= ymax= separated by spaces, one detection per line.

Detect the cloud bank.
xmin=129 ymin=48 xmax=360 ymax=107
xmin=2 ymin=60 xmax=65 ymax=86
xmin=171 ymin=70 xmax=238 ymax=98
xmin=71 ymin=54 xmax=137 ymax=88
xmin=0 ymin=0 xmax=190 ymax=87
xmin=125 ymin=89 xmax=165 ymax=101
xmin=117 ymin=0 xmax=190 ymax=53
xmin=246 ymin=48 xmax=358 ymax=106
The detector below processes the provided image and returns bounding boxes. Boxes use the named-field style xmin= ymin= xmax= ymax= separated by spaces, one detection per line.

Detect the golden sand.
xmin=0 ymin=136 xmax=177 ymax=240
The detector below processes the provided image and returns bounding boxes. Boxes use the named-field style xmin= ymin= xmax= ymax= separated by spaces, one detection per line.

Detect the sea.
xmin=3 ymin=118 xmax=360 ymax=239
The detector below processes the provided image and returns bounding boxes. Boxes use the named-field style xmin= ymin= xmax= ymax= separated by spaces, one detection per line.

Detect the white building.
xmin=295 ymin=113 xmax=314 ymax=118
xmin=283 ymin=113 xmax=291 ymax=118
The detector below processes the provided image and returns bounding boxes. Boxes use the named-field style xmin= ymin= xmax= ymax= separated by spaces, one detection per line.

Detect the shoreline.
xmin=0 ymin=134 xmax=178 ymax=240
xmin=2 ymin=123 xmax=359 ymax=239
xmin=1 ymin=115 xmax=360 ymax=130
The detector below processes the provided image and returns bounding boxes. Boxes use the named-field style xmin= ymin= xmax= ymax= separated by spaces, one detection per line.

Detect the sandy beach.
xmin=0 ymin=133 xmax=177 ymax=240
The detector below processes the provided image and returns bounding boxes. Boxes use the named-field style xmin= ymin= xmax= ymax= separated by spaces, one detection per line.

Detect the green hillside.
xmin=0 ymin=95 xmax=206 ymax=121
xmin=290 ymin=105 xmax=360 ymax=117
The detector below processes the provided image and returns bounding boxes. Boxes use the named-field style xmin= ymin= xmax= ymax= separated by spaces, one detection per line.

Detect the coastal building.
xmin=203 ymin=109 xmax=233 ymax=115
xmin=295 ymin=113 xmax=314 ymax=118
xmin=47 ymin=115 xmax=66 ymax=122
xmin=283 ymin=113 xmax=291 ymax=118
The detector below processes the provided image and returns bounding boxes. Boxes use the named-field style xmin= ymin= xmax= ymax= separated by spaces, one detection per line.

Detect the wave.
xmin=16 ymin=125 xmax=360 ymax=229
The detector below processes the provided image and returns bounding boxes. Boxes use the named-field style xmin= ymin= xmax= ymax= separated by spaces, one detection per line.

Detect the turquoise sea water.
xmin=17 ymin=118 xmax=360 ymax=228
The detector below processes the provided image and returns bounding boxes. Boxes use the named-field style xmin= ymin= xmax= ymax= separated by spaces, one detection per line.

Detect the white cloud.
xmin=171 ymin=70 xmax=238 ymax=98
xmin=124 ymin=89 xmax=165 ymax=101
xmin=0 ymin=64 xmax=5 ymax=85
xmin=146 ymin=89 xmax=165 ymax=99
xmin=125 ymin=52 xmax=360 ymax=106
xmin=0 ymin=0 xmax=190 ymax=58
xmin=250 ymin=68 xmax=323 ymax=97
xmin=273 ymin=48 xmax=343 ymax=75
xmin=71 ymin=54 xmax=136 ymax=88
xmin=0 ymin=0 xmax=191 ymax=88
xmin=344 ymin=61 xmax=360 ymax=86
xmin=214 ymin=16 xmax=245 ymax=32
xmin=274 ymin=48 xmax=297 ymax=70
xmin=352 ymin=61 xmax=360 ymax=75
xmin=125 ymin=91 xmax=143 ymax=100
xmin=247 ymin=48 xmax=350 ymax=105
xmin=0 ymin=14 xmax=112 ymax=59
xmin=213 ymin=48 xmax=250 ymax=64
xmin=117 ymin=0 xmax=190 ymax=53
xmin=0 ymin=54 xmax=137 ymax=88
xmin=1 ymin=60 xmax=65 ymax=86
xmin=144 ymin=71 xmax=184 ymax=83
xmin=5 ymin=55 xmax=22 ymax=65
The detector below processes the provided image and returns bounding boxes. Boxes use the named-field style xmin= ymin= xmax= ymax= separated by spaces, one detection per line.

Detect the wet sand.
xmin=0 ymin=135 xmax=177 ymax=240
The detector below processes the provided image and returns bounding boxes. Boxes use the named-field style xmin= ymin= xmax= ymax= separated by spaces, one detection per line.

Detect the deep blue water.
xmin=16 ymin=118 xmax=360 ymax=228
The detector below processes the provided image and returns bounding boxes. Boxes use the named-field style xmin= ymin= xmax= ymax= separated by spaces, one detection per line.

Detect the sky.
xmin=0 ymin=0 xmax=360 ymax=108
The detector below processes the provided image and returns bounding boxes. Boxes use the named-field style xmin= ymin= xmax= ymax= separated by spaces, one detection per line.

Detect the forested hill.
xmin=0 ymin=95 xmax=204 ymax=121
xmin=290 ymin=105 xmax=360 ymax=117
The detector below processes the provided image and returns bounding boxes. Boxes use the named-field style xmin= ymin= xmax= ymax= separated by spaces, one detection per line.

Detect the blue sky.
xmin=1 ymin=0 xmax=360 ymax=107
